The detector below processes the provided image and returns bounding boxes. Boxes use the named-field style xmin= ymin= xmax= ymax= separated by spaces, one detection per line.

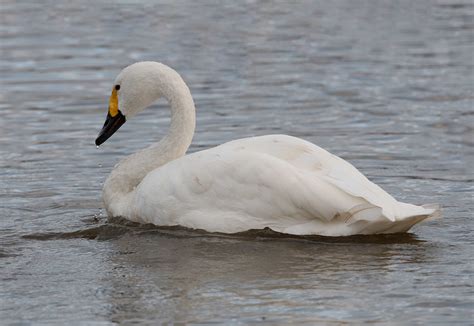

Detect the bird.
xmin=95 ymin=61 xmax=439 ymax=236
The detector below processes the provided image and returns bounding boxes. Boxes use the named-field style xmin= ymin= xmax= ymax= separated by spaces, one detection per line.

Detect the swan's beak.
xmin=95 ymin=111 xmax=126 ymax=146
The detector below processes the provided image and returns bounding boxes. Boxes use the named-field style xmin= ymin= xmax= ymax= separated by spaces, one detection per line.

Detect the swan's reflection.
xmin=100 ymin=226 xmax=433 ymax=323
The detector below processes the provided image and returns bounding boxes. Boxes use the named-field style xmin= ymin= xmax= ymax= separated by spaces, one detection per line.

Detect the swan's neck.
xmin=103 ymin=76 xmax=196 ymax=217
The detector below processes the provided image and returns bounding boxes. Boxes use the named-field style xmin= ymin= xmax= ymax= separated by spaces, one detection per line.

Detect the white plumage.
xmin=96 ymin=62 xmax=439 ymax=236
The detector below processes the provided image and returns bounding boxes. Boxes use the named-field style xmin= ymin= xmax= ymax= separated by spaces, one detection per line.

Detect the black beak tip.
xmin=95 ymin=111 xmax=126 ymax=147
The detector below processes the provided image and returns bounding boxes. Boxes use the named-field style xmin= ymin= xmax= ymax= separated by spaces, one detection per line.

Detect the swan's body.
xmin=96 ymin=62 xmax=439 ymax=236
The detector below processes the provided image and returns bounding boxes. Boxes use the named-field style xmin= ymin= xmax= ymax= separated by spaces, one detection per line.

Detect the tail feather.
xmin=348 ymin=202 xmax=441 ymax=235
xmin=382 ymin=203 xmax=441 ymax=233
xmin=421 ymin=203 xmax=442 ymax=221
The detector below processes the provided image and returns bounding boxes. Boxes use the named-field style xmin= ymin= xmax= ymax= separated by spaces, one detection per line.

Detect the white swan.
xmin=95 ymin=61 xmax=439 ymax=236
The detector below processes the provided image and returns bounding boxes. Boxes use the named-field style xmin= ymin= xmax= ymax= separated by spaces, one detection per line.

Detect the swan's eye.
xmin=115 ymin=85 xmax=120 ymax=91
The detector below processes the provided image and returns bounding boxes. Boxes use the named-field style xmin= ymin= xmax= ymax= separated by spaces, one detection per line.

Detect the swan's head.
xmin=95 ymin=61 xmax=174 ymax=146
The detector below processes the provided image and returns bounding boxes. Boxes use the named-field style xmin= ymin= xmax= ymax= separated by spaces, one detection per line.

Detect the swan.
xmin=95 ymin=61 xmax=439 ymax=236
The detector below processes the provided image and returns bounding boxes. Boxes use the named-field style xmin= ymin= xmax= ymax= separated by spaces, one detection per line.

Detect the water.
xmin=1 ymin=0 xmax=473 ymax=324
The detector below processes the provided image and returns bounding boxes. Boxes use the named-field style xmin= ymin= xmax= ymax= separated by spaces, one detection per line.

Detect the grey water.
xmin=1 ymin=0 xmax=473 ymax=324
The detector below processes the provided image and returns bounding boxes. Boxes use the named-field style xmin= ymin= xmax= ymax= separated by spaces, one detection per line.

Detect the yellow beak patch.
xmin=108 ymin=88 xmax=119 ymax=117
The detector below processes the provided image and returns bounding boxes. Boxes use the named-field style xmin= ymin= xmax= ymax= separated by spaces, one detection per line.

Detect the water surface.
xmin=1 ymin=0 xmax=473 ymax=324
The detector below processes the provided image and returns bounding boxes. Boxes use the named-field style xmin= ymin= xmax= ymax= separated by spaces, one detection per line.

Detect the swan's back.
xmin=129 ymin=135 xmax=438 ymax=236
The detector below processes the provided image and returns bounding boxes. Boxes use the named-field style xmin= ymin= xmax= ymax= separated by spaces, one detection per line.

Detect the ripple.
xmin=1 ymin=0 xmax=473 ymax=324
xmin=21 ymin=217 xmax=425 ymax=245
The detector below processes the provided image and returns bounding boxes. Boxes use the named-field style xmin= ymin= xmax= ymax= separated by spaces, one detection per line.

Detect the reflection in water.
xmin=19 ymin=222 xmax=438 ymax=323
xmin=21 ymin=219 xmax=437 ymax=323
xmin=102 ymin=225 xmax=432 ymax=324
xmin=1 ymin=0 xmax=473 ymax=324
xmin=22 ymin=218 xmax=425 ymax=244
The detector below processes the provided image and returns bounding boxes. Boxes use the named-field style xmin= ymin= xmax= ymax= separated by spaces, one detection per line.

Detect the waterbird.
xmin=95 ymin=62 xmax=440 ymax=236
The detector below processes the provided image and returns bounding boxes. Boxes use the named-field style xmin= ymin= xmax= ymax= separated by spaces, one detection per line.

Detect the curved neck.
xmin=161 ymin=87 xmax=196 ymax=154
xmin=103 ymin=77 xmax=196 ymax=217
